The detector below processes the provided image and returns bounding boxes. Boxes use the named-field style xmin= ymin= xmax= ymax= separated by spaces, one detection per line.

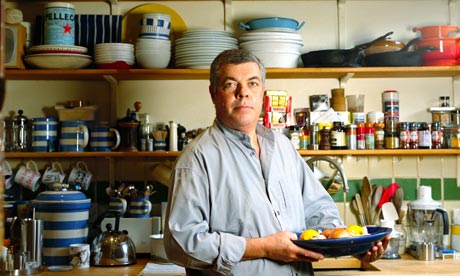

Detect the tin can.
xmin=44 ymin=2 xmax=75 ymax=45
xmin=345 ymin=124 xmax=357 ymax=150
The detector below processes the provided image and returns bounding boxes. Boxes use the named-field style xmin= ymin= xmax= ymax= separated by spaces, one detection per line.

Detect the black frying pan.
xmin=364 ymin=38 xmax=438 ymax=67
xmin=301 ymin=31 xmax=394 ymax=67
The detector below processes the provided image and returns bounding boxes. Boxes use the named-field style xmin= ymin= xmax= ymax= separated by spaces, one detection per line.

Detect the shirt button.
xmin=276 ymin=211 xmax=281 ymax=216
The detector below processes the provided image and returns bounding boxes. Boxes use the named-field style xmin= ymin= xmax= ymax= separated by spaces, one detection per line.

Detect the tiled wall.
xmin=313 ymin=155 xmax=460 ymax=227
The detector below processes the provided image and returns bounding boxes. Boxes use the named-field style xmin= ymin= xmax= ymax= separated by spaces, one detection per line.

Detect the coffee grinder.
xmin=407 ymin=185 xmax=449 ymax=260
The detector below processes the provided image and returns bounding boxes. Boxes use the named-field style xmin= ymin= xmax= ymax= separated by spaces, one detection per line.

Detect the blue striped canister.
xmin=32 ymin=117 xmax=58 ymax=152
xmin=32 ymin=191 xmax=91 ymax=266
xmin=59 ymin=120 xmax=89 ymax=152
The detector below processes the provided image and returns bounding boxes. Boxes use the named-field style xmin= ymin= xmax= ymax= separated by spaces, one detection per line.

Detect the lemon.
xmin=346 ymin=224 xmax=364 ymax=236
xmin=299 ymin=229 xmax=320 ymax=240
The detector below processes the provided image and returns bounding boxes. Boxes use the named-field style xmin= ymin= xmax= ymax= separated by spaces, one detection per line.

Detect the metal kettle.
xmin=91 ymin=211 xmax=136 ymax=266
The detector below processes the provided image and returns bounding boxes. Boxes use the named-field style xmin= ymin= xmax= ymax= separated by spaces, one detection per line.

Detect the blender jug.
xmin=407 ymin=186 xmax=449 ymax=260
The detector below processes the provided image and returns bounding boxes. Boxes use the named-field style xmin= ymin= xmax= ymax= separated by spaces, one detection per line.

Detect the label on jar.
xmin=331 ymin=130 xmax=346 ymax=148
xmin=44 ymin=3 xmax=75 ymax=45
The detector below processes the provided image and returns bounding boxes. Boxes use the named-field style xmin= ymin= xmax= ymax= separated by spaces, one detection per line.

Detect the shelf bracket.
xmin=339 ymin=72 xmax=354 ymax=87
xmin=223 ymin=0 xmax=232 ymax=31
xmin=103 ymin=75 xmax=118 ymax=125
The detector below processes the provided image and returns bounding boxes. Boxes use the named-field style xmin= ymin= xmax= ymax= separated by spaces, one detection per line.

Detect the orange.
xmin=328 ymin=228 xmax=352 ymax=239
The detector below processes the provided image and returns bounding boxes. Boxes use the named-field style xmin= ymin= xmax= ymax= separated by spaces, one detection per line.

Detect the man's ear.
xmin=209 ymin=86 xmax=216 ymax=104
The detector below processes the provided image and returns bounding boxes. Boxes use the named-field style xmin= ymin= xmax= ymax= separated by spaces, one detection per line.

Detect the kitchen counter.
xmin=33 ymin=254 xmax=460 ymax=276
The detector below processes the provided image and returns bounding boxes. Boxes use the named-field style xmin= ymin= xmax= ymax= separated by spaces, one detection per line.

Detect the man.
xmin=164 ymin=49 xmax=389 ymax=276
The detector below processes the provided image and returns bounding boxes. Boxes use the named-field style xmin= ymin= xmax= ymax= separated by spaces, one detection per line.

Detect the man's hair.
xmin=209 ymin=49 xmax=266 ymax=95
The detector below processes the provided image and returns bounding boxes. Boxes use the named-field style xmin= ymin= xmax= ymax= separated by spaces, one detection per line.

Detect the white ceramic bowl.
xmin=24 ymin=54 xmax=92 ymax=69
xmin=239 ymin=39 xmax=303 ymax=53
xmin=250 ymin=51 xmax=300 ymax=68
xmin=136 ymin=51 xmax=171 ymax=68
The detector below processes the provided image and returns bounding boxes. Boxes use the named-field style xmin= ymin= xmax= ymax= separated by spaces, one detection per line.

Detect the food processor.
xmin=407 ymin=186 xmax=449 ymax=260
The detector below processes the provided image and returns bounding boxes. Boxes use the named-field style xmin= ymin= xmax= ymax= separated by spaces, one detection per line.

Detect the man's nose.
xmin=236 ymin=84 xmax=249 ymax=98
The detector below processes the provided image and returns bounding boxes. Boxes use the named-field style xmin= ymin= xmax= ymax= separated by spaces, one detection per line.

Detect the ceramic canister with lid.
xmin=32 ymin=191 xmax=91 ymax=266
xmin=44 ymin=2 xmax=75 ymax=45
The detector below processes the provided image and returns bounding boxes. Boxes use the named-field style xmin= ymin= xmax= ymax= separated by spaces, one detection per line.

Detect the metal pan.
xmin=301 ymin=31 xmax=393 ymax=67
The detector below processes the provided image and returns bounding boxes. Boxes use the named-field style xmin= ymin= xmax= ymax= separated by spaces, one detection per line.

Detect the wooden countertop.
xmin=35 ymin=254 xmax=460 ymax=276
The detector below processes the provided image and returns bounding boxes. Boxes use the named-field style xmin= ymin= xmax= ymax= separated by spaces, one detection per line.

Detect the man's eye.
xmin=249 ymin=81 xmax=259 ymax=87
xmin=223 ymin=82 xmax=236 ymax=89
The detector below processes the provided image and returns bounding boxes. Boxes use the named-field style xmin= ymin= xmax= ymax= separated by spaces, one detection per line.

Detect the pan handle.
xmin=354 ymin=31 xmax=394 ymax=50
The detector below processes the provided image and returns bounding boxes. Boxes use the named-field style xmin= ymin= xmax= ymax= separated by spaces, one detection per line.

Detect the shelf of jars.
xmin=4 ymin=149 xmax=460 ymax=159
xmin=5 ymin=66 xmax=460 ymax=81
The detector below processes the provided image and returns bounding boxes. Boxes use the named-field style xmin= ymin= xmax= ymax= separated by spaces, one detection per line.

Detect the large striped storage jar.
xmin=32 ymin=191 xmax=91 ymax=266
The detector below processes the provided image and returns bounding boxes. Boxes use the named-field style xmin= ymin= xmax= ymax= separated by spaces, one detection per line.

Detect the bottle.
xmin=374 ymin=122 xmax=385 ymax=149
xmin=409 ymin=122 xmax=419 ymax=149
xmin=394 ymin=224 xmax=407 ymax=256
xmin=399 ymin=122 xmax=410 ymax=149
xmin=308 ymin=124 xmax=319 ymax=150
xmin=382 ymin=90 xmax=399 ymax=122
xmin=289 ymin=125 xmax=301 ymax=150
xmin=345 ymin=124 xmax=357 ymax=150
xmin=330 ymin=121 xmax=346 ymax=149
xmin=357 ymin=123 xmax=366 ymax=150
xmin=169 ymin=121 xmax=178 ymax=151
xmin=365 ymin=122 xmax=375 ymax=150
xmin=418 ymin=122 xmax=431 ymax=149
xmin=319 ymin=127 xmax=331 ymax=150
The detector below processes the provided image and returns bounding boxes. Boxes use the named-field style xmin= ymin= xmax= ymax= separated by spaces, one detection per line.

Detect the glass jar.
xmin=374 ymin=122 xmax=385 ymax=149
xmin=331 ymin=121 xmax=346 ymax=149
xmin=431 ymin=122 xmax=442 ymax=149
xmin=365 ymin=122 xmax=375 ymax=150
xmin=289 ymin=125 xmax=301 ymax=150
xmin=409 ymin=122 xmax=419 ymax=149
xmin=418 ymin=122 xmax=431 ymax=149
xmin=399 ymin=122 xmax=410 ymax=149
xmin=394 ymin=224 xmax=407 ymax=256
xmin=357 ymin=123 xmax=366 ymax=150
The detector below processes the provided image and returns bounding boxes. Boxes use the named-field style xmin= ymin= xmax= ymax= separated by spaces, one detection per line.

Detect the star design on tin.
xmin=62 ymin=23 xmax=72 ymax=34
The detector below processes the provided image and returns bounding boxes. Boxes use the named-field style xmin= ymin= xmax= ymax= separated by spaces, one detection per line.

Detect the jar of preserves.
xmin=431 ymin=122 xmax=442 ymax=149
xmin=418 ymin=122 xmax=431 ymax=149
xmin=331 ymin=121 xmax=346 ymax=149
xmin=399 ymin=122 xmax=410 ymax=149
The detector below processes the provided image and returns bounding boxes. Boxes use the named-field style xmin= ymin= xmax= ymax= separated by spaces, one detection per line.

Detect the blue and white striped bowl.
xmin=32 ymin=191 xmax=91 ymax=266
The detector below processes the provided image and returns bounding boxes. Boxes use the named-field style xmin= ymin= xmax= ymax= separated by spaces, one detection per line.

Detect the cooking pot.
xmin=239 ymin=17 xmax=305 ymax=31
xmin=364 ymin=38 xmax=437 ymax=67
xmin=301 ymin=31 xmax=393 ymax=67
xmin=413 ymin=25 xmax=460 ymax=38
xmin=416 ymin=36 xmax=460 ymax=62
xmin=91 ymin=211 xmax=136 ymax=266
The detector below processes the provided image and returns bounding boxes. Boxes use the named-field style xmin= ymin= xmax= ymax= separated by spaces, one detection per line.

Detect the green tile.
xmin=420 ymin=179 xmax=441 ymax=200
xmin=444 ymin=178 xmax=460 ymax=200
xmin=395 ymin=178 xmax=417 ymax=201
xmin=369 ymin=178 xmax=392 ymax=187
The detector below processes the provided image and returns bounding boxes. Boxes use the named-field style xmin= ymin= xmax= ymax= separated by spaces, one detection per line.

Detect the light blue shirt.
xmin=164 ymin=119 xmax=343 ymax=276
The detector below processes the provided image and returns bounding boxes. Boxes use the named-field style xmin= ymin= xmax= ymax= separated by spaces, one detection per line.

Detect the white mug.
xmin=2 ymin=160 xmax=13 ymax=189
xmin=69 ymin=243 xmax=90 ymax=268
xmin=42 ymin=161 xmax=66 ymax=185
xmin=14 ymin=160 xmax=41 ymax=192
xmin=68 ymin=161 xmax=92 ymax=190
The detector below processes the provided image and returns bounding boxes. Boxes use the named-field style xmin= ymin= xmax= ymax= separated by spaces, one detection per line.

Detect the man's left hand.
xmin=359 ymin=235 xmax=391 ymax=263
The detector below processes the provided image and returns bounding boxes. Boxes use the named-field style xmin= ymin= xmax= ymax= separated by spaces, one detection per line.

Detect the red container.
xmin=413 ymin=25 xmax=460 ymax=38
xmin=416 ymin=37 xmax=460 ymax=62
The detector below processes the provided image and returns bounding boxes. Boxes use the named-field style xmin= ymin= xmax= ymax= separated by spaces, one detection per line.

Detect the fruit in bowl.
xmin=299 ymin=225 xmax=367 ymax=240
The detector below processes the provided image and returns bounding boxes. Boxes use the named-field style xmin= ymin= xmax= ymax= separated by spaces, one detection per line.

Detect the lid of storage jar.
xmin=32 ymin=191 xmax=91 ymax=210
xmin=408 ymin=186 xmax=441 ymax=210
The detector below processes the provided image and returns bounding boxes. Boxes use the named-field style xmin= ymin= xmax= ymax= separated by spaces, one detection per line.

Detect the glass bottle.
xmin=431 ymin=122 xmax=442 ymax=149
xmin=331 ymin=121 xmax=346 ymax=149
xmin=418 ymin=122 xmax=431 ymax=149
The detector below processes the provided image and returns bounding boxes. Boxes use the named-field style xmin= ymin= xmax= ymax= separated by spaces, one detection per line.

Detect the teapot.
xmin=91 ymin=211 xmax=136 ymax=266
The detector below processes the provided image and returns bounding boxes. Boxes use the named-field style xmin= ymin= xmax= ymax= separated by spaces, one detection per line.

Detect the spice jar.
xmin=431 ymin=122 xmax=442 ymax=149
xmin=418 ymin=122 xmax=431 ymax=149
xmin=374 ymin=122 xmax=385 ymax=149
xmin=346 ymin=124 xmax=357 ymax=150
xmin=409 ymin=122 xmax=419 ymax=149
xmin=365 ymin=122 xmax=375 ymax=150
xmin=357 ymin=123 xmax=366 ymax=150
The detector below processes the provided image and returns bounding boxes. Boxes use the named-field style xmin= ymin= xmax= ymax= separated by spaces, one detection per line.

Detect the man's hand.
xmin=359 ymin=235 xmax=391 ymax=263
xmin=243 ymin=231 xmax=324 ymax=263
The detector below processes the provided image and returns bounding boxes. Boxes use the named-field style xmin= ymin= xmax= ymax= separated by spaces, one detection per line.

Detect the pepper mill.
xmin=117 ymin=103 xmax=140 ymax=152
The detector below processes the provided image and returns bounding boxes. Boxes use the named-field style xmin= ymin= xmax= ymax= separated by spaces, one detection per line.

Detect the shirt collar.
xmin=214 ymin=118 xmax=274 ymax=149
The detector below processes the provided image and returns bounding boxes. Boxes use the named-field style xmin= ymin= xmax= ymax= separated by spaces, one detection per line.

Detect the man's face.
xmin=210 ymin=62 xmax=265 ymax=134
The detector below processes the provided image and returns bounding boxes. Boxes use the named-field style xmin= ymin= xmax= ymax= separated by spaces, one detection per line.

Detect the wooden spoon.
xmin=361 ymin=176 xmax=372 ymax=225
xmin=371 ymin=185 xmax=384 ymax=224
xmin=393 ymin=187 xmax=404 ymax=224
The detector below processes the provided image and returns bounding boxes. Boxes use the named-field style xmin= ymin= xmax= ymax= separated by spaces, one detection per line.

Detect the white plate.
xmin=24 ymin=54 xmax=93 ymax=70
xmin=29 ymin=44 xmax=88 ymax=54
xmin=48 ymin=265 xmax=73 ymax=272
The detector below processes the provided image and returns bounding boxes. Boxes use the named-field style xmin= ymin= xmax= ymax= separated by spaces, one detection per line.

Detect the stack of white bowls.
xmin=94 ymin=43 xmax=135 ymax=69
xmin=135 ymin=13 xmax=172 ymax=69
xmin=239 ymin=31 xmax=303 ymax=68
xmin=174 ymin=29 xmax=238 ymax=69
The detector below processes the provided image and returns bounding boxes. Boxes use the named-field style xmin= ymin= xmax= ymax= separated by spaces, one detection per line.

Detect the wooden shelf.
xmin=5 ymin=149 xmax=460 ymax=159
xmin=5 ymin=66 xmax=460 ymax=81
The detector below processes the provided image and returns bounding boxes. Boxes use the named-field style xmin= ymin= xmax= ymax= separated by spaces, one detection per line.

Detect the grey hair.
xmin=209 ymin=49 xmax=266 ymax=95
